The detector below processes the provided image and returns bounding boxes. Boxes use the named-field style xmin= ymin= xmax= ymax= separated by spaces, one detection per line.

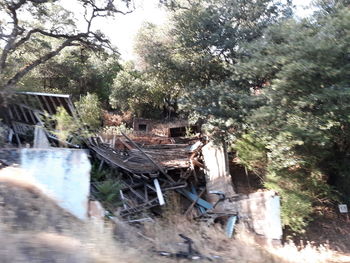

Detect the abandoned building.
xmin=0 ymin=91 xmax=282 ymax=245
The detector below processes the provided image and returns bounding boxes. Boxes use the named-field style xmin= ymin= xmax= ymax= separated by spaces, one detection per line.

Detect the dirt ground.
xmin=1 ymin=165 xmax=350 ymax=263
xmin=0 ymin=172 xmax=151 ymax=263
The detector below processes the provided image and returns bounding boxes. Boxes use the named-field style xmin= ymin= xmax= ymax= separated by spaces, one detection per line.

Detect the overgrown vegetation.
xmin=90 ymin=163 xmax=123 ymax=211
xmin=1 ymin=0 xmax=349 ymax=234
xmin=40 ymin=106 xmax=78 ymax=146
xmin=75 ymin=93 xmax=102 ymax=130
xmin=127 ymin=0 xmax=349 ymax=233
xmin=231 ymin=1 xmax=349 ymax=232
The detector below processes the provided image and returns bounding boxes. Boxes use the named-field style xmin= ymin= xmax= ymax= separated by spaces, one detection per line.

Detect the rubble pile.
xmin=0 ymin=91 xmax=283 ymax=244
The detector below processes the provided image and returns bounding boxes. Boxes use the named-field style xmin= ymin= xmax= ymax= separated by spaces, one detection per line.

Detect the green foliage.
xmin=91 ymin=163 xmax=123 ymax=210
xmin=230 ymin=4 xmax=349 ymax=232
xmin=0 ymin=0 xmax=128 ymax=93
xmin=234 ymin=133 xmax=267 ymax=175
xmin=44 ymin=93 xmax=102 ymax=146
xmin=264 ymin=170 xmax=313 ymax=233
xmin=129 ymin=0 xmax=290 ymax=120
xmin=109 ymin=62 xmax=164 ymax=118
xmin=75 ymin=93 xmax=102 ymax=130
xmin=235 ymin=132 xmax=335 ymax=232
xmin=168 ymin=0 xmax=290 ymax=64
xmin=94 ymin=180 xmax=123 ymax=210
xmin=50 ymin=106 xmax=80 ymax=145
xmin=45 ymin=105 xmax=92 ymax=146
xmin=20 ymin=47 xmax=121 ymax=104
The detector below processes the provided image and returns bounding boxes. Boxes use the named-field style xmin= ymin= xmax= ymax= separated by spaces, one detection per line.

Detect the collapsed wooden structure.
xmin=1 ymin=91 xmax=283 ymax=241
xmin=0 ymin=91 xmax=78 ymax=147
xmin=0 ymin=91 xmax=216 ymax=220
xmin=88 ymin=132 xmax=208 ymax=219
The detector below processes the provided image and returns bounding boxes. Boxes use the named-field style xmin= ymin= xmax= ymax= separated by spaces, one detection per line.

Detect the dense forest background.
xmin=1 ymin=0 xmax=349 ymax=233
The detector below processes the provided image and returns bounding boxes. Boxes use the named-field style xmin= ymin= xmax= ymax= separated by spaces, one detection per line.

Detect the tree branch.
xmin=0 ymin=0 xmax=133 ymax=92
xmin=4 ymin=38 xmax=79 ymax=91
xmin=0 ymin=2 xmax=22 ymax=72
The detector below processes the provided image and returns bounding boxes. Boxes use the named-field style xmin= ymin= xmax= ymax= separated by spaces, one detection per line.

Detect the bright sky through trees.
xmin=60 ymin=0 xmax=313 ymax=61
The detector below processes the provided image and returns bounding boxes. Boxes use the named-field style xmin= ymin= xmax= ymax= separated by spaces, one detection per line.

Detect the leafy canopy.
xmin=0 ymin=0 xmax=132 ymax=93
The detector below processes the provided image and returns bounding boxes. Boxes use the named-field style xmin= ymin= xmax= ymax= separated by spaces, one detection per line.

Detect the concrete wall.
xmin=201 ymin=142 xmax=282 ymax=241
xmin=202 ymin=142 xmax=236 ymax=209
xmin=18 ymin=148 xmax=91 ymax=220
xmin=238 ymin=191 xmax=282 ymax=241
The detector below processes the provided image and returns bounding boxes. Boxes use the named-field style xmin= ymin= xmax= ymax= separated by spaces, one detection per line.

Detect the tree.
xmin=234 ymin=2 xmax=350 ymax=231
xmin=135 ymin=0 xmax=350 ymax=232
xmin=20 ymin=46 xmax=121 ymax=104
xmin=133 ymin=0 xmax=291 ymax=121
xmin=109 ymin=62 xmax=164 ymax=118
xmin=0 ymin=0 xmax=132 ymax=94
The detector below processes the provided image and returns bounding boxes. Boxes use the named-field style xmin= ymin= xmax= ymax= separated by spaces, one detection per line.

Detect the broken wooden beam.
xmin=154 ymin=178 xmax=165 ymax=206
xmin=184 ymin=187 xmax=206 ymax=216
xmin=121 ymin=132 xmax=175 ymax=183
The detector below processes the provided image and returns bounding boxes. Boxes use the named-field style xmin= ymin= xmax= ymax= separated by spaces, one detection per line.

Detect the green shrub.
xmin=51 ymin=106 xmax=80 ymax=145
xmin=75 ymin=93 xmax=102 ymax=130
xmin=0 ymin=120 xmax=7 ymax=146
xmin=94 ymin=180 xmax=122 ymax=209
xmin=234 ymin=132 xmax=334 ymax=233
xmin=234 ymin=133 xmax=267 ymax=176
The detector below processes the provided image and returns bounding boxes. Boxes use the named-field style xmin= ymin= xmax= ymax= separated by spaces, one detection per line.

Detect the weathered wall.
xmin=202 ymin=142 xmax=282 ymax=241
xmin=202 ymin=142 xmax=236 ymax=210
xmin=238 ymin=191 xmax=282 ymax=241
xmin=0 ymin=148 xmax=91 ymax=220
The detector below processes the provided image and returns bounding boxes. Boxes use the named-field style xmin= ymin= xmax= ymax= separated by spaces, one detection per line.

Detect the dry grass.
xmin=129 ymin=213 xmax=350 ymax=263
xmin=0 ymin=168 xmax=150 ymax=263
xmin=268 ymin=241 xmax=350 ymax=263
xmin=1 ymin=167 xmax=350 ymax=262
xmin=138 ymin=216 xmax=278 ymax=263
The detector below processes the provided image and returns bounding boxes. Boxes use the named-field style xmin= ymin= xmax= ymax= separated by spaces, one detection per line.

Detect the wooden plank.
xmin=191 ymin=185 xmax=206 ymax=214
xmin=202 ymin=142 xmax=236 ymax=208
xmin=225 ymin=215 xmax=237 ymax=238
xmin=121 ymin=132 xmax=175 ymax=183
xmin=124 ymin=182 xmax=147 ymax=202
xmin=119 ymin=138 xmax=134 ymax=150
xmin=154 ymin=178 xmax=165 ymax=206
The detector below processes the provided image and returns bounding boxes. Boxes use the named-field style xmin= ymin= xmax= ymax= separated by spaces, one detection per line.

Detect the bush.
xmin=0 ymin=120 xmax=7 ymax=146
xmin=91 ymin=163 xmax=123 ymax=211
xmin=51 ymin=107 xmax=80 ymax=145
xmin=234 ymin=133 xmax=267 ymax=176
xmin=234 ymin=132 xmax=334 ymax=233
xmin=75 ymin=93 xmax=102 ymax=130
xmin=44 ymin=106 xmax=90 ymax=146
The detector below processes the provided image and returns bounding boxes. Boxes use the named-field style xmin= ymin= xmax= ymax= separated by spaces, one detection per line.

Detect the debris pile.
xmin=0 ymin=91 xmax=283 ymax=244
xmin=88 ymin=131 xmax=209 ymax=221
